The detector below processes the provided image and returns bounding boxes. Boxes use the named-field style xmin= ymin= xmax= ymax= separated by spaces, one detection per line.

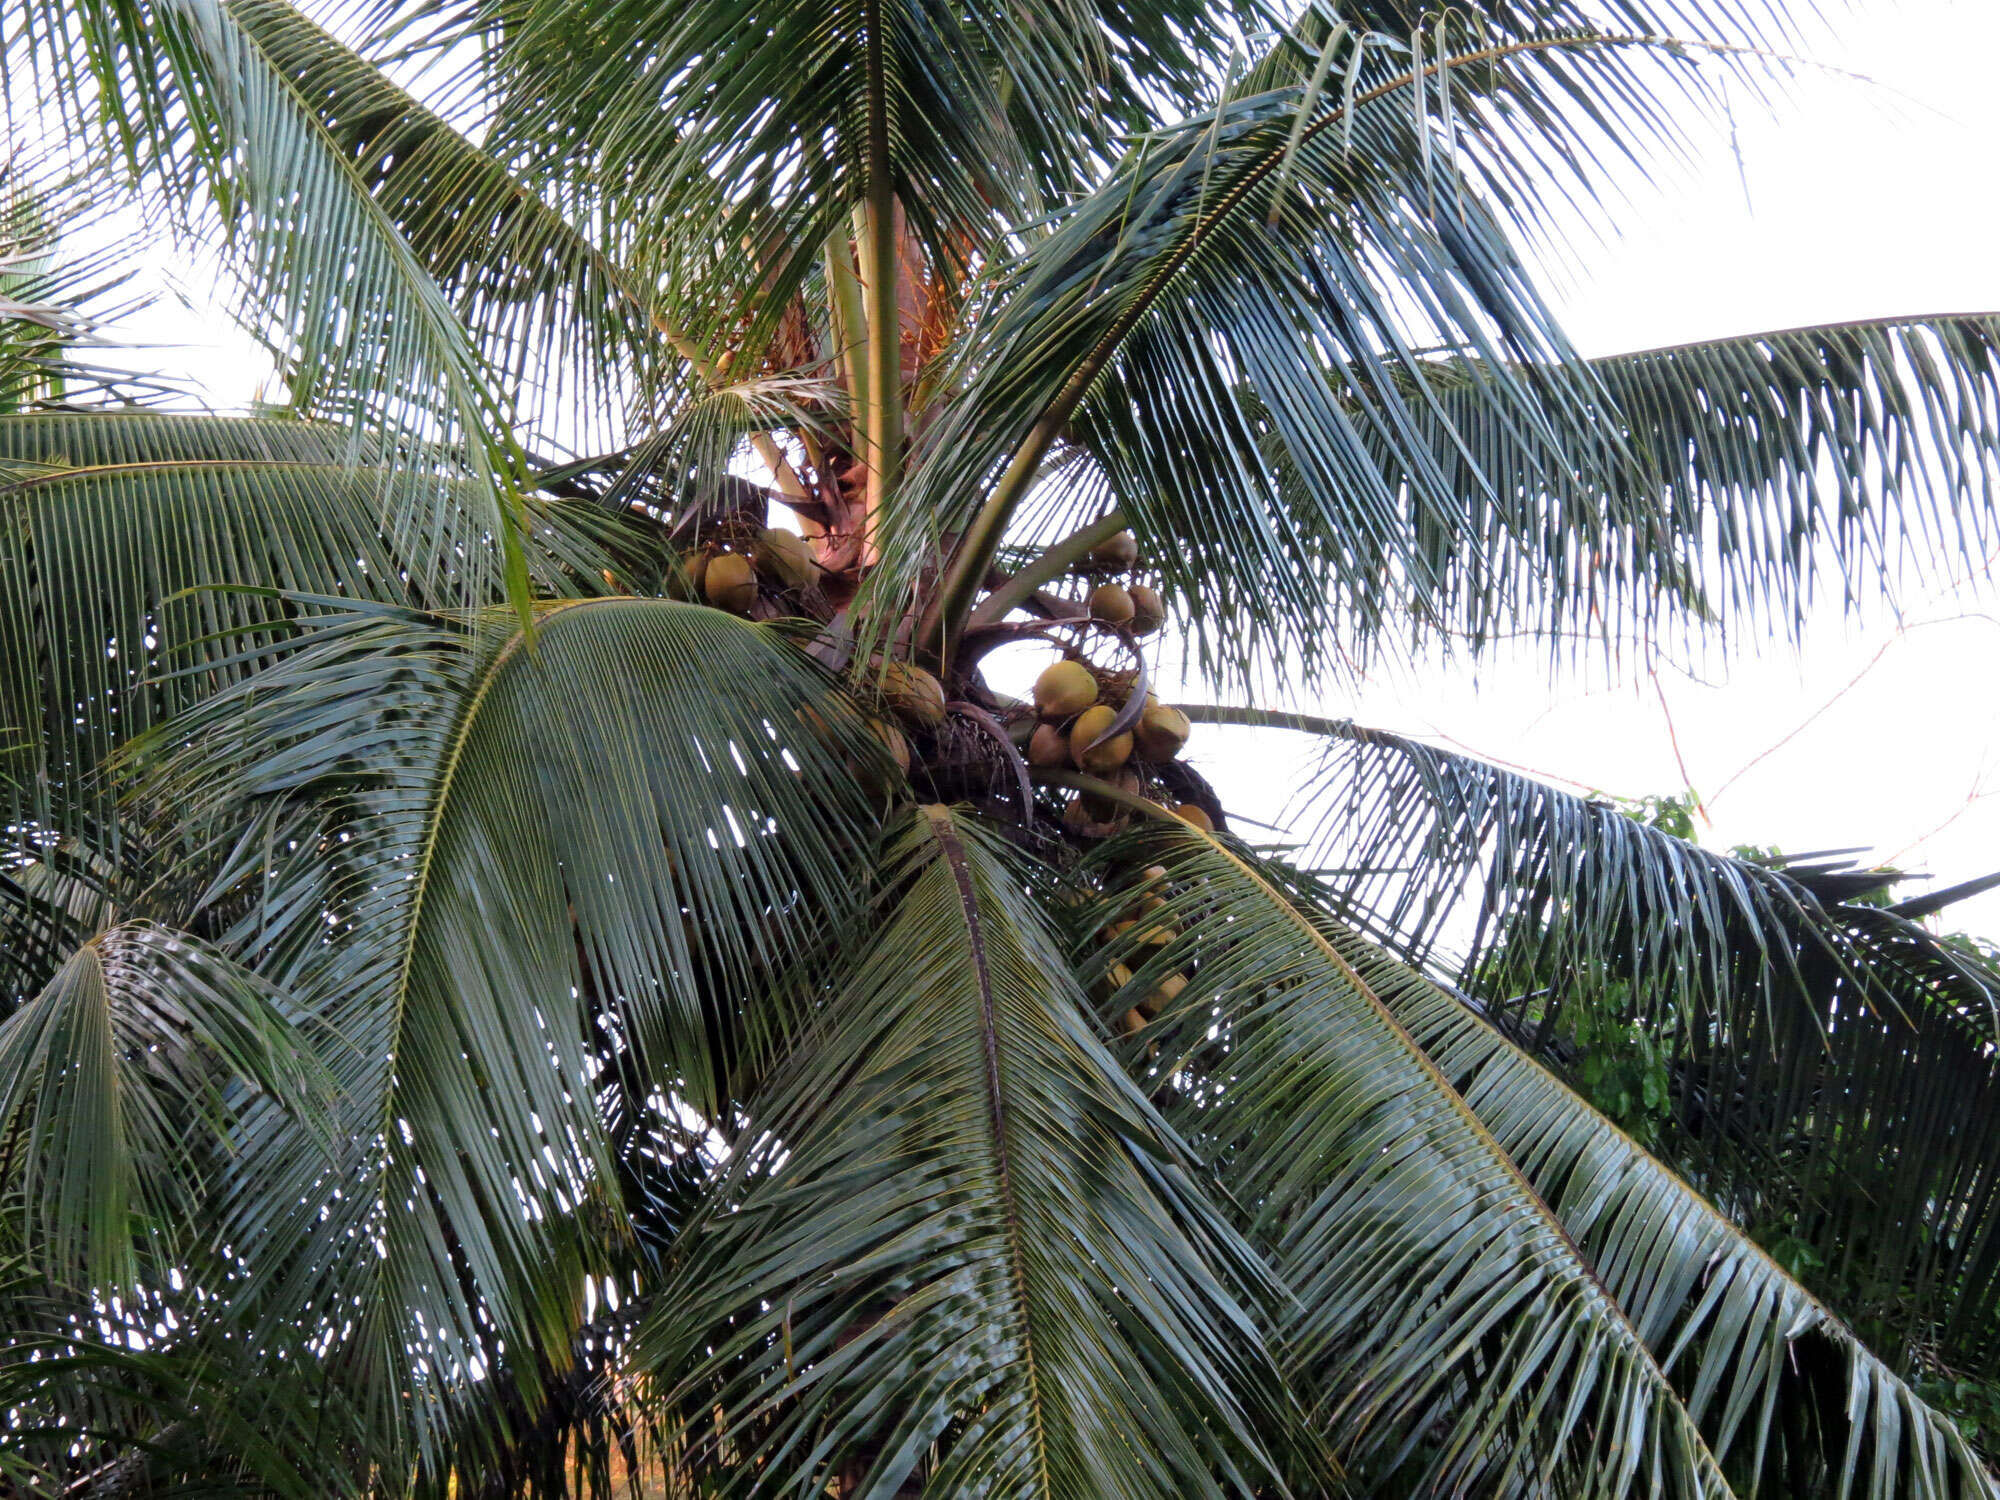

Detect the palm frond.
xmin=11 ymin=0 xmax=536 ymax=599
xmin=0 ymin=921 xmax=328 ymax=1291
xmin=896 ymin=16 xmax=1750 ymax=676
xmin=0 ymin=411 xmax=643 ymax=886
xmin=475 ymin=0 xmax=1271 ymax=354
xmin=1185 ymin=705 xmax=2000 ymax=1386
xmin=1080 ymin=822 xmax=1990 ymax=1497
xmin=137 ymin=597 xmax=882 ymax=1465
xmin=640 ymin=805 xmax=1297 ymax=1498
xmin=215 ymin=0 xmax=674 ymax=447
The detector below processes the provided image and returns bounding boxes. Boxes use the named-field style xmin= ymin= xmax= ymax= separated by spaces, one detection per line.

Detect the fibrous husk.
xmin=1128 ymin=584 xmax=1165 ymax=635
xmin=1133 ymin=702 xmax=1190 ymax=761
xmin=1026 ymin=723 xmax=1070 ymax=768
xmin=1069 ymin=705 xmax=1133 ymax=774
xmin=1034 ymin=659 xmax=1098 ymax=719
xmin=703 ymin=552 xmax=758 ymax=614
xmin=878 ymin=660 xmax=946 ymax=729
xmin=752 ymin=527 xmax=821 ymax=591
xmin=1088 ymin=583 xmax=1136 ymax=625
xmin=1087 ymin=529 xmax=1139 ymax=570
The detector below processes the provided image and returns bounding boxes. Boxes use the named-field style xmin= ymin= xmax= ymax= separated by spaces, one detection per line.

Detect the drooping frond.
xmin=899 ymin=16 xmax=1734 ymax=675
xmin=1182 ymin=705 xmax=2000 ymax=1385
xmin=640 ymin=805 xmax=1299 ymax=1498
xmin=0 ymin=922 xmax=327 ymax=1290
xmin=135 ymin=597 xmax=883 ymax=1466
xmin=0 ymin=410 xmax=642 ymax=876
xmin=1080 ymin=821 xmax=1992 ymax=1498
xmin=1264 ymin=315 xmax=2000 ymax=656
xmin=9 ymin=0 xmax=537 ymax=598
xmin=210 ymin=0 xmax=675 ymax=447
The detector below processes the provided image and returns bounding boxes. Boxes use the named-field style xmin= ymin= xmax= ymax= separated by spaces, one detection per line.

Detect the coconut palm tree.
xmin=5 ymin=0 xmax=2000 ymax=1493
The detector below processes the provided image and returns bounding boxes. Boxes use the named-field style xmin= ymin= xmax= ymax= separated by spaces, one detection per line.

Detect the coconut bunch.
xmin=1091 ymin=862 xmax=1190 ymax=1040
xmin=675 ymin=524 xmax=825 ymax=617
xmin=1026 ymin=654 xmax=1206 ymax=840
xmin=1070 ymin=528 xmax=1166 ymax=636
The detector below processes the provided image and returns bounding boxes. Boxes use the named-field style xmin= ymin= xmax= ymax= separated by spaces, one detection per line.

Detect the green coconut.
xmin=752 ymin=527 xmax=822 ymax=591
xmin=1133 ymin=702 xmax=1190 ymax=761
xmin=879 ymin=660 xmax=947 ymax=729
xmin=1128 ymin=584 xmax=1165 ymax=635
xmin=1089 ymin=583 xmax=1137 ymax=625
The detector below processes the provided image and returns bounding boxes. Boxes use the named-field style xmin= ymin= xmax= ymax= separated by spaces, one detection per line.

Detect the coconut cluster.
xmin=1028 ymin=655 xmax=1207 ymax=838
xmin=1093 ymin=863 xmax=1192 ymax=1039
xmin=1073 ymin=529 xmax=1166 ymax=636
xmin=678 ymin=526 xmax=824 ymax=617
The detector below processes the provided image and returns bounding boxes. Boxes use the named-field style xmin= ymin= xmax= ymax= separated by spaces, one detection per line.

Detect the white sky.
xmin=71 ymin=0 xmax=2000 ymax=937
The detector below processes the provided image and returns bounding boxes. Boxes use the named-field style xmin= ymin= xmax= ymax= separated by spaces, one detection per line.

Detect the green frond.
xmin=138 ymin=597 xmax=883 ymax=1465
xmin=0 ymin=411 xmax=641 ymax=879
xmin=214 ymin=0 xmax=675 ymax=447
xmin=0 ymin=921 xmax=328 ymax=1291
xmin=1079 ymin=822 xmax=1991 ymax=1498
xmin=12 ymin=0 xmax=535 ymax=598
xmin=640 ymin=805 xmax=1298 ymax=1498
xmin=1185 ymin=706 xmax=2000 ymax=1387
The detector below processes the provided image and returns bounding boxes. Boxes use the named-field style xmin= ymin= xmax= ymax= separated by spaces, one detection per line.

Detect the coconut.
xmin=752 ymin=527 xmax=821 ymax=591
xmin=1128 ymin=584 xmax=1165 ymax=635
xmin=1172 ymin=802 xmax=1214 ymax=832
xmin=1034 ymin=659 xmax=1098 ymax=719
xmin=1089 ymin=583 xmax=1137 ymax=625
xmin=1133 ymin=702 xmax=1190 ymax=761
xmin=670 ymin=548 xmax=710 ymax=602
xmin=858 ymin=716 xmax=911 ymax=794
xmin=1088 ymin=529 xmax=1140 ymax=570
xmin=1062 ymin=796 xmax=1122 ymax=839
xmin=1026 ymin=723 xmax=1070 ymax=768
xmin=1120 ymin=1007 xmax=1148 ymax=1037
xmin=1138 ymin=970 xmax=1186 ymax=1017
xmin=879 ymin=661 xmax=947 ymax=729
xmin=704 ymin=552 xmax=758 ymax=614
xmin=1069 ymin=705 xmax=1134 ymax=774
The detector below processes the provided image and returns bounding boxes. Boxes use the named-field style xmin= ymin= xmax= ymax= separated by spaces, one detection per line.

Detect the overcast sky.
xmin=77 ymin=0 xmax=2000 ymax=937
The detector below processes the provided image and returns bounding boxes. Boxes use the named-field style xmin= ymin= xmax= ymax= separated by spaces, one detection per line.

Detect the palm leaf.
xmin=0 ymin=410 xmax=645 ymax=895
xmin=12 ymin=0 xmax=536 ymax=599
xmin=640 ymin=805 xmax=1298 ymax=1497
xmin=1080 ymin=822 xmax=1991 ymax=1497
xmin=0 ymin=921 xmax=329 ymax=1291
xmin=136 ymin=596 xmax=883 ymax=1465
xmin=1184 ymin=705 xmax=2000 ymax=1387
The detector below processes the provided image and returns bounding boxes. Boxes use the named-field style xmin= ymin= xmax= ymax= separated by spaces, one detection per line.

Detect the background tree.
xmin=3 ymin=0 xmax=2000 ymax=1495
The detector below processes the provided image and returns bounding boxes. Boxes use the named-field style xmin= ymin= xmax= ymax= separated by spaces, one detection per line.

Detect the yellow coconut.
xmin=1172 ymin=802 xmax=1214 ymax=832
xmin=752 ymin=527 xmax=821 ymax=591
xmin=1026 ymin=723 xmax=1070 ymax=768
xmin=669 ymin=548 xmax=710 ymax=601
xmin=879 ymin=660 xmax=947 ymax=729
xmin=1138 ymin=970 xmax=1187 ymax=1017
xmin=1069 ymin=705 xmax=1134 ymax=774
xmin=1133 ymin=702 xmax=1190 ymax=761
xmin=704 ymin=552 xmax=758 ymax=614
xmin=1034 ymin=659 xmax=1098 ymax=719
xmin=1089 ymin=583 xmax=1137 ymax=625
xmin=1128 ymin=584 xmax=1166 ymax=635
xmin=1120 ymin=1007 xmax=1149 ymax=1037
